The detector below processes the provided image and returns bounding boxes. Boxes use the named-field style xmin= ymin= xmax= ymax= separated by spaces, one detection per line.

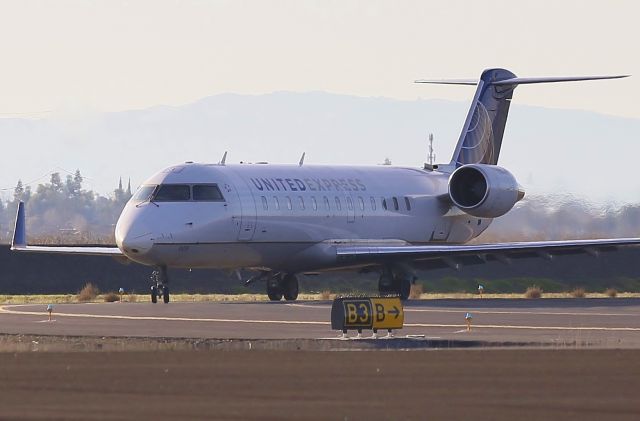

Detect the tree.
xmin=74 ymin=169 xmax=83 ymax=187
xmin=50 ymin=172 xmax=64 ymax=193
xmin=66 ymin=169 xmax=83 ymax=198
xmin=13 ymin=180 xmax=24 ymax=202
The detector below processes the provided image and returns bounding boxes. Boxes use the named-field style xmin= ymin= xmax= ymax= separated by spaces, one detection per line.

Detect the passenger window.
xmin=261 ymin=196 xmax=268 ymax=211
xmin=286 ymin=196 xmax=292 ymax=210
xmin=335 ymin=197 xmax=342 ymax=211
xmin=311 ymin=197 xmax=318 ymax=211
xmin=298 ymin=196 xmax=305 ymax=210
xmin=273 ymin=196 xmax=280 ymax=210
xmin=370 ymin=197 xmax=376 ymax=211
xmin=393 ymin=197 xmax=399 ymax=211
xmin=358 ymin=197 xmax=365 ymax=211
xmin=346 ymin=197 xmax=353 ymax=210
xmin=404 ymin=197 xmax=411 ymax=211
xmin=323 ymin=196 xmax=330 ymax=210
xmin=154 ymin=184 xmax=190 ymax=201
xmin=193 ymin=184 xmax=224 ymax=201
xmin=382 ymin=198 xmax=387 ymax=210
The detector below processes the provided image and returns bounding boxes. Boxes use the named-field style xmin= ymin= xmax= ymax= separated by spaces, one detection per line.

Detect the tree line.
xmin=0 ymin=171 xmax=131 ymax=244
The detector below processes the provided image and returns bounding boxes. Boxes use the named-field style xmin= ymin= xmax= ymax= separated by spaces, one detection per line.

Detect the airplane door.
xmin=224 ymin=172 xmax=257 ymax=241
xmin=236 ymin=187 xmax=257 ymax=241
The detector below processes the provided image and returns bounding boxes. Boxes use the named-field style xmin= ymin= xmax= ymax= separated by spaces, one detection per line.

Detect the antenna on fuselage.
xmin=219 ymin=151 xmax=228 ymax=165
xmin=299 ymin=152 xmax=306 ymax=166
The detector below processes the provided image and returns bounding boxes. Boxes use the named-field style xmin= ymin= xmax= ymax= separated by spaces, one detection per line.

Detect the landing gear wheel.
xmin=267 ymin=279 xmax=283 ymax=301
xmin=150 ymin=285 xmax=158 ymax=304
xmin=162 ymin=285 xmax=170 ymax=303
xmin=282 ymin=274 xmax=299 ymax=301
xmin=378 ymin=268 xmax=394 ymax=297
xmin=395 ymin=277 xmax=411 ymax=301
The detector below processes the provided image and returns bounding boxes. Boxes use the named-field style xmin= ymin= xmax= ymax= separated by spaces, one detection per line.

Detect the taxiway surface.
xmin=1 ymin=298 xmax=639 ymax=348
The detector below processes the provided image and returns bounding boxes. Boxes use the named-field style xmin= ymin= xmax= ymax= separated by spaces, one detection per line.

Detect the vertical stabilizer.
xmin=451 ymin=68 xmax=516 ymax=167
xmin=11 ymin=201 xmax=26 ymax=249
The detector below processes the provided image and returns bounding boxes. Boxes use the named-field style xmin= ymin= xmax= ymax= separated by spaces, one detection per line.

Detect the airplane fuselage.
xmin=115 ymin=162 xmax=492 ymax=272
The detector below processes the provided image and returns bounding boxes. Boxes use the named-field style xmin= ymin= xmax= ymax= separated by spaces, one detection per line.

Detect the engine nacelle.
xmin=448 ymin=164 xmax=524 ymax=218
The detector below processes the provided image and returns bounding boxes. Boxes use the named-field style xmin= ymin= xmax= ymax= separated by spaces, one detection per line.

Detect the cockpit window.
xmin=193 ymin=184 xmax=224 ymax=201
xmin=133 ymin=185 xmax=157 ymax=202
xmin=153 ymin=184 xmax=191 ymax=201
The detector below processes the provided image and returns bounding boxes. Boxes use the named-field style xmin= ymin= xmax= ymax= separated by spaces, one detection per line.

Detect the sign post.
xmin=331 ymin=297 xmax=404 ymax=337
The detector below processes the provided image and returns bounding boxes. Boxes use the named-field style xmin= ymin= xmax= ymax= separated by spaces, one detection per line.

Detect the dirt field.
xmin=1 ymin=349 xmax=639 ymax=420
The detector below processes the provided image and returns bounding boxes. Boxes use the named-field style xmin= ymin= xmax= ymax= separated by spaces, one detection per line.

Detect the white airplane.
xmin=11 ymin=68 xmax=639 ymax=303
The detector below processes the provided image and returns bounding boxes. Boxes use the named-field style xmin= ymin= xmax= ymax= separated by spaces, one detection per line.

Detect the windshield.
xmin=133 ymin=183 xmax=226 ymax=203
xmin=193 ymin=184 xmax=224 ymax=201
xmin=133 ymin=185 xmax=157 ymax=202
xmin=154 ymin=184 xmax=191 ymax=201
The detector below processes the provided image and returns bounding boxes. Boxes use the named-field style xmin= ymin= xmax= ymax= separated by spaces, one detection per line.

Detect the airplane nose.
xmin=118 ymin=231 xmax=153 ymax=255
xmin=115 ymin=204 xmax=155 ymax=256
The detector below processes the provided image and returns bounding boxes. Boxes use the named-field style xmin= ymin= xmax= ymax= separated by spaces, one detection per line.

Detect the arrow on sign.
xmin=388 ymin=306 xmax=400 ymax=319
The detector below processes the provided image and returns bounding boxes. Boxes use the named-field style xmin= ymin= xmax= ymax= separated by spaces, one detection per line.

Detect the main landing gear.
xmin=378 ymin=266 xmax=413 ymax=300
xmin=150 ymin=266 xmax=170 ymax=303
xmin=266 ymin=273 xmax=299 ymax=302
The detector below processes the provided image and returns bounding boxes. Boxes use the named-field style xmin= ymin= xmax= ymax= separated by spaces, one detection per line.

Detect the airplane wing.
xmin=336 ymin=238 xmax=640 ymax=268
xmin=11 ymin=201 xmax=124 ymax=256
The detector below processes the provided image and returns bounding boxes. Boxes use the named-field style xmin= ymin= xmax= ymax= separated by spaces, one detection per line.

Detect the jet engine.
xmin=448 ymin=164 xmax=524 ymax=218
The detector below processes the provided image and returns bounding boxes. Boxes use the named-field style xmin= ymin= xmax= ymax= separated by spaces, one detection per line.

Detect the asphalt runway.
xmin=1 ymin=349 xmax=640 ymax=420
xmin=2 ymin=298 xmax=640 ymax=348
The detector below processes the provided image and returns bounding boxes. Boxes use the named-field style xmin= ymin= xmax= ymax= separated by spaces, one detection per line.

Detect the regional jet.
xmin=12 ymin=68 xmax=639 ymax=302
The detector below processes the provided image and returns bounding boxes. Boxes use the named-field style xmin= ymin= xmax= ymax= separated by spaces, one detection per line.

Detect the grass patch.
xmin=319 ymin=290 xmax=332 ymax=300
xmin=103 ymin=292 xmax=120 ymax=302
xmin=524 ymin=286 xmax=543 ymax=299
xmin=2 ymin=291 xmax=640 ymax=305
xmin=77 ymin=283 xmax=99 ymax=302
xmin=571 ymin=287 xmax=586 ymax=298
xmin=409 ymin=283 xmax=424 ymax=299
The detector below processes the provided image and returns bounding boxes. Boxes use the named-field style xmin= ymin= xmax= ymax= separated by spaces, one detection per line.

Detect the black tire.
xmin=267 ymin=291 xmax=283 ymax=301
xmin=150 ymin=286 xmax=158 ymax=304
xmin=378 ymin=279 xmax=393 ymax=296
xmin=267 ymin=280 xmax=283 ymax=301
xmin=162 ymin=285 xmax=170 ymax=303
xmin=378 ymin=267 xmax=395 ymax=297
xmin=396 ymin=277 xmax=411 ymax=301
xmin=283 ymin=274 xmax=299 ymax=301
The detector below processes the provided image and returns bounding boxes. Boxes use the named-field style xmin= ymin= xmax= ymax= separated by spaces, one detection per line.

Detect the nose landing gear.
xmin=150 ymin=266 xmax=170 ymax=303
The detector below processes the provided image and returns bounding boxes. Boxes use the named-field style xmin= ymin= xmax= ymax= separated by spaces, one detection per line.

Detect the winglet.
xmin=219 ymin=151 xmax=228 ymax=165
xmin=11 ymin=201 xmax=26 ymax=249
xmin=299 ymin=152 xmax=306 ymax=166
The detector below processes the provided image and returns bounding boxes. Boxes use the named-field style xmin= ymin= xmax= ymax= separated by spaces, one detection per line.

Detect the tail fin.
xmin=11 ymin=201 xmax=26 ymax=249
xmin=416 ymin=69 xmax=628 ymax=167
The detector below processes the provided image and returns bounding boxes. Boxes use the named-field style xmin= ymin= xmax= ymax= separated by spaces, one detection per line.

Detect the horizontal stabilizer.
xmin=492 ymin=75 xmax=630 ymax=86
xmin=415 ymin=74 xmax=629 ymax=86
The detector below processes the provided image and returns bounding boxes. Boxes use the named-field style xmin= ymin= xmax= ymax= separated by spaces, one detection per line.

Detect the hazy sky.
xmin=0 ymin=0 xmax=638 ymax=118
